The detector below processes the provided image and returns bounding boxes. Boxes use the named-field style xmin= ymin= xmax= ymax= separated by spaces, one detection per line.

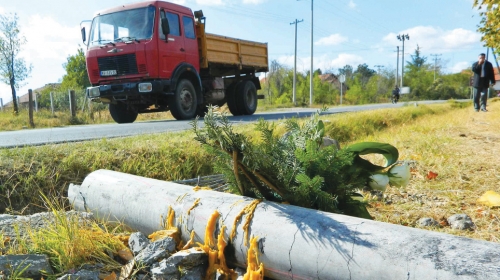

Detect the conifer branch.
xmin=232 ymin=150 xmax=244 ymax=195
xmin=250 ymin=170 xmax=284 ymax=198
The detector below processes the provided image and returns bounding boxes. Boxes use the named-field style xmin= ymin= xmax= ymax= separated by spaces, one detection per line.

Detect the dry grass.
xmin=354 ymin=99 xmax=500 ymax=242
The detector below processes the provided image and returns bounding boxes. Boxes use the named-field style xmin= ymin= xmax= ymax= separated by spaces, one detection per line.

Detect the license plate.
xmin=100 ymin=70 xmax=117 ymax=76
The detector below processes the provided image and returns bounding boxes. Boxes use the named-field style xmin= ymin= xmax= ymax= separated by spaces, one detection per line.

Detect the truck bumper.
xmin=87 ymin=80 xmax=171 ymax=99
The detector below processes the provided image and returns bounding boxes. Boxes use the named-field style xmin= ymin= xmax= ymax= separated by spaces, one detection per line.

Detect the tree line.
xmin=262 ymin=46 xmax=472 ymax=107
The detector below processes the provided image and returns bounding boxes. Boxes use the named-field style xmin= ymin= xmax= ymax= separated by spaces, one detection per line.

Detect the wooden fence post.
xmin=69 ymin=90 xmax=76 ymax=118
xmin=50 ymin=92 xmax=54 ymax=115
xmin=0 ymin=98 xmax=3 ymax=111
xmin=28 ymin=89 xmax=35 ymax=128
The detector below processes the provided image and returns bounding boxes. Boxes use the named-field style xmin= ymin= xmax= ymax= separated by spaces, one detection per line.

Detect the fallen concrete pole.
xmin=69 ymin=170 xmax=500 ymax=280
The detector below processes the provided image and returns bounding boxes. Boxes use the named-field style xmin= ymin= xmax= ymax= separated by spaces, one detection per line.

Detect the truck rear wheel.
xmin=169 ymin=79 xmax=197 ymax=120
xmin=109 ymin=103 xmax=138 ymax=124
xmin=236 ymin=80 xmax=257 ymax=115
xmin=226 ymin=81 xmax=243 ymax=116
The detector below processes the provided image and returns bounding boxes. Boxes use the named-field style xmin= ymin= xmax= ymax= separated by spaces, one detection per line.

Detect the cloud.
xmin=315 ymin=34 xmax=348 ymax=46
xmin=382 ymin=26 xmax=481 ymax=53
xmin=450 ymin=61 xmax=470 ymax=73
xmin=22 ymin=15 xmax=81 ymax=61
xmin=348 ymin=0 xmax=357 ymax=9
xmin=319 ymin=53 xmax=365 ymax=71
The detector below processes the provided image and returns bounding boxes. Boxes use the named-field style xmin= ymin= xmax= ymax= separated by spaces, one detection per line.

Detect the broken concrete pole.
xmin=69 ymin=170 xmax=500 ymax=280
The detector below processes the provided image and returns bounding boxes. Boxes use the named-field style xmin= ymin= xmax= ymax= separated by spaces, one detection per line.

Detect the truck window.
xmin=89 ymin=6 xmax=155 ymax=46
xmin=160 ymin=11 xmax=180 ymax=39
xmin=182 ymin=16 xmax=195 ymax=39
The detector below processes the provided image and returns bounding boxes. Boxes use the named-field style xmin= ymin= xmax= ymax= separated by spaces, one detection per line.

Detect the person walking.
xmin=472 ymin=53 xmax=496 ymax=112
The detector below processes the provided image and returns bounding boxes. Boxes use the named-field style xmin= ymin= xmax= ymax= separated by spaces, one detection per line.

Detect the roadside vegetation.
xmin=3 ymin=99 xmax=500 ymax=276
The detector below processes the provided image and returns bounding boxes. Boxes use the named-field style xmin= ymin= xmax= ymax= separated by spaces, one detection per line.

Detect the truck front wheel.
xmin=169 ymin=79 xmax=198 ymax=120
xmin=236 ymin=80 xmax=257 ymax=115
xmin=109 ymin=103 xmax=138 ymax=124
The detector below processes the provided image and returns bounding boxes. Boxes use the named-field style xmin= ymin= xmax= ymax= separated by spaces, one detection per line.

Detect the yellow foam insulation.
xmin=193 ymin=186 xmax=213 ymax=191
xmin=243 ymin=236 xmax=264 ymax=280
xmin=187 ymin=198 xmax=201 ymax=215
xmin=177 ymin=193 xmax=188 ymax=202
xmin=149 ymin=206 xmax=180 ymax=245
xmin=197 ymin=211 xmax=238 ymax=280
xmin=230 ymin=199 xmax=262 ymax=246
xmin=182 ymin=230 xmax=196 ymax=250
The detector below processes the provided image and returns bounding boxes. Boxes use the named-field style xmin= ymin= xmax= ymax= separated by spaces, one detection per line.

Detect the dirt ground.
xmin=367 ymin=99 xmax=500 ymax=242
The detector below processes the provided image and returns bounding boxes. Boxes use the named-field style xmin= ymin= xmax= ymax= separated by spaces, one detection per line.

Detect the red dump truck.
xmin=81 ymin=1 xmax=268 ymax=123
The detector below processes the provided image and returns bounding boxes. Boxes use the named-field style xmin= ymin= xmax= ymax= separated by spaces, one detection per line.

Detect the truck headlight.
xmin=138 ymin=83 xmax=153 ymax=92
xmin=87 ymin=87 xmax=100 ymax=98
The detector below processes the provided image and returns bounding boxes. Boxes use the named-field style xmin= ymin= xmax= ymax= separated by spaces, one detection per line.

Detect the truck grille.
xmin=97 ymin=54 xmax=138 ymax=76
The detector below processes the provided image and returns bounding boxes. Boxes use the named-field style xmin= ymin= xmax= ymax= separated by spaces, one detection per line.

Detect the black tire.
xmin=169 ymin=79 xmax=197 ymax=120
xmin=196 ymin=104 xmax=208 ymax=118
xmin=109 ymin=103 xmax=138 ymax=124
xmin=226 ymin=81 xmax=243 ymax=116
xmin=236 ymin=80 xmax=257 ymax=115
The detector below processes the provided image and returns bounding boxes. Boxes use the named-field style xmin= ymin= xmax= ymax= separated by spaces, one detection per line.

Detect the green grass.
xmin=0 ymin=101 xmax=467 ymax=215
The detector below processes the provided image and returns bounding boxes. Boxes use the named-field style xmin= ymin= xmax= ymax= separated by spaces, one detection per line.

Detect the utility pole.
xmin=397 ymin=34 xmax=409 ymax=87
xmin=430 ymin=54 xmax=442 ymax=81
xmin=290 ymin=19 xmax=303 ymax=106
xmin=374 ymin=65 xmax=384 ymax=92
xmin=395 ymin=46 xmax=399 ymax=87
xmin=310 ymin=0 xmax=314 ymax=106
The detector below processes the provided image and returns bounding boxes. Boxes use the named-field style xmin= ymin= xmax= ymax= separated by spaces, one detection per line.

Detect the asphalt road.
xmin=0 ymin=101 xmax=446 ymax=148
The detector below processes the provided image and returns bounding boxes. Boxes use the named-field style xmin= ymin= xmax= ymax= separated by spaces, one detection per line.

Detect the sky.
xmin=0 ymin=0 xmax=489 ymax=103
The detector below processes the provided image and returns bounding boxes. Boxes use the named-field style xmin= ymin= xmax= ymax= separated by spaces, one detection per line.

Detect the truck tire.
xmin=196 ymin=105 xmax=208 ymax=117
xmin=169 ymin=79 xmax=197 ymax=120
xmin=109 ymin=103 xmax=138 ymax=124
xmin=236 ymin=80 xmax=257 ymax=115
xmin=226 ymin=81 xmax=243 ymax=116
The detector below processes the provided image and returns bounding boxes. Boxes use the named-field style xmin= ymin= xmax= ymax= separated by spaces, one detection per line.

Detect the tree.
xmin=353 ymin=63 xmax=375 ymax=87
xmin=473 ymin=0 xmax=500 ymax=55
xmin=406 ymin=45 xmax=427 ymax=69
xmin=338 ymin=65 xmax=354 ymax=82
xmin=61 ymin=48 xmax=90 ymax=90
xmin=0 ymin=13 xmax=31 ymax=114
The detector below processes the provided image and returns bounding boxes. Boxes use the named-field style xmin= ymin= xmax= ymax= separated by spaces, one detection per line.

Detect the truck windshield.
xmin=89 ymin=6 xmax=155 ymax=46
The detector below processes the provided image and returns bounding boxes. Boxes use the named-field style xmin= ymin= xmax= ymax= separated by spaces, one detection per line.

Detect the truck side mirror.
xmin=81 ymin=27 xmax=86 ymax=43
xmin=161 ymin=18 xmax=170 ymax=38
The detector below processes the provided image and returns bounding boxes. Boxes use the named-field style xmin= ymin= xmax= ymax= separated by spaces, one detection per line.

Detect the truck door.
xmin=159 ymin=9 xmax=185 ymax=78
xmin=181 ymin=15 xmax=199 ymax=70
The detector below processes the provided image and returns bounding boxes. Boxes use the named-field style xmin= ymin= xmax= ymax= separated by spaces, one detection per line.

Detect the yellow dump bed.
xmin=196 ymin=23 xmax=268 ymax=75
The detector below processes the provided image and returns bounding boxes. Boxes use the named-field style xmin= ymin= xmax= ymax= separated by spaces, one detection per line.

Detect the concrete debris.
xmin=56 ymin=269 xmax=99 ymax=280
xmin=134 ymin=236 xmax=177 ymax=266
xmin=0 ymin=212 xmax=213 ymax=279
xmin=418 ymin=217 xmax=441 ymax=227
xmin=151 ymin=248 xmax=208 ymax=279
xmin=448 ymin=214 xmax=475 ymax=230
xmin=129 ymin=231 xmax=151 ymax=255
xmin=0 ymin=254 xmax=53 ymax=278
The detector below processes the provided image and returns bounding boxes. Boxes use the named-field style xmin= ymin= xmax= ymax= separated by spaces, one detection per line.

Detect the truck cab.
xmin=82 ymin=1 xmax=267 ymax=123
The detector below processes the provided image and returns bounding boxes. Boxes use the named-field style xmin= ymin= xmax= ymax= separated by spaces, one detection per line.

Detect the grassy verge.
xmin=0 ymin=101 xmax=467 ymax=214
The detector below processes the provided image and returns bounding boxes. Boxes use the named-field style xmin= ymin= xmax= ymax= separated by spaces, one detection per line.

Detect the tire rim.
xmin=180 ymin=87 xmax=194 ymax=111
xmin=245 ymin=88 xmax=256 ymax=109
